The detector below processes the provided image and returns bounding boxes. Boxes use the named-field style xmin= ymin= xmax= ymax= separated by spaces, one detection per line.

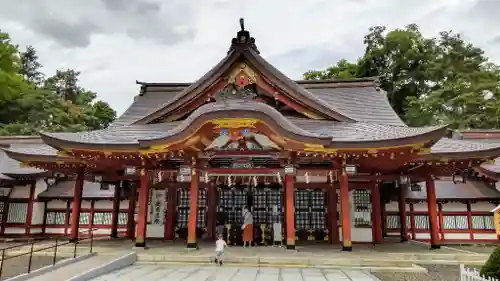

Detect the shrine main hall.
xmin=2 ymin=20 xmax=500 ymax=251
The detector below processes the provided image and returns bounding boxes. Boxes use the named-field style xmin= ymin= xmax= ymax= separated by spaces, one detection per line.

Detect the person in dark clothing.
xmin=216 ymin=209 xmax=227 ymax=237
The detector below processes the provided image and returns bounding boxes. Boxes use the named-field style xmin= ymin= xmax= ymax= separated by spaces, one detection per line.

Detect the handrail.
xmin=0 ymin=228 xmax=97 ymax=280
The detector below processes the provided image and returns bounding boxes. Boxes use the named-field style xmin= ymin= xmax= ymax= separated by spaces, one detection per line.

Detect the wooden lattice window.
xmin=45 ymin=212 xmax=66 ymax=225
xmin=471 ymin=215 xmax=495 ymax=230
xmin=6 ymin=203 xmax=28 ymax=223
xmin=352 ymin=190 xmax=372 ymax=227
xmin=69 ymin=212 xmax=91 ymax=225
xmin=176 ymin=188 xmax=207 ymax=228
xmin=118 ymin=212 xmax=128 ymax=225
xmin=386 ymin=215 xmax=400 ymax=229
xmin=414 ymin=215 xmax=429 ymax=229
xmin=443 ymin=215 xmax=468 ymax=230
xmin=93 ymin=212 xmax=112 ymax=225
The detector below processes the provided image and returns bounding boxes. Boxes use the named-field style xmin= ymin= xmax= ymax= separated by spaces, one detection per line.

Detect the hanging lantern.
xmin=328 ymin=170 xmax=333 ymax=183
xmin=345 ymin=164 xmax=357 ymax=175
xmin=228 ymin=176 xmax=232 ymax=186
xmin=252 ymin=176 xmax=258 ymax=186
xmin=124 ymin=166 xmax=136 ymax=175
xmin=399 ymin=175 xmax=410 ymax=185
xmin=305 ymin=172 xmax=310 ymax=184
xmin=276 ymin=172 xmax=282 ymax=184
xmin=452 ymin=173 xmax=466 ymax=184
xmin=204 ymin=172 xmax=209 ymax=183
xmin=157 ymin=170 xmax=164 ymax=183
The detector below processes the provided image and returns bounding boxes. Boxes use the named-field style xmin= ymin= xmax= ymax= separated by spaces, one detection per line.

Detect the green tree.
xmin=304 ymin=59 xmax=360 ymax=80
xmin=0 ymin=30 xmax=116 ymax=135
xmin=304 ymin=24 xmax=500 ymax=129
xmin=20 ymin=45 xmax=44 ymax=87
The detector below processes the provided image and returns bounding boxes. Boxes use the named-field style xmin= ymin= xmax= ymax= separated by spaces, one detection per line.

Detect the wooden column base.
xmin=186 ymin=242 xmax=198 ymax=249
xmin=430 ymin=244 xmax=441 ymax=249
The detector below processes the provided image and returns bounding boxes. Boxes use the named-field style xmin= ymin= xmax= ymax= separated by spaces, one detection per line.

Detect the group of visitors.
xmin=214 ymin=205 xmax=253 ymax=265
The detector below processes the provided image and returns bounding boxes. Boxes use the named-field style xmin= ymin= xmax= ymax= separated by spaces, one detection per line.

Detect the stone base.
xmin=134 ymin=241 xmax=146 ymax=248
xmin=430 ymin=244 xmax=441 ymax=250
xmin=400 ymin=236 xmax=408 ymax=242
xmin=286 ymin=244 xmax=295 ymax=250
xmin=186 ymin=242 xmax=198 ymax=249
xmin=342 ymin=245 xmax=353 ymax=252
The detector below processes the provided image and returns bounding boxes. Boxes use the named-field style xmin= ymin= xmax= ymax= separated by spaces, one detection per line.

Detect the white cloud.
xmin=0 ymin=0 xmax=499 ymax=115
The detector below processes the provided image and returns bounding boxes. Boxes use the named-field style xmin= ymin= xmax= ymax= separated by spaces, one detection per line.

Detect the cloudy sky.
xmin=0 ymin=0 xmax=499 ymax=115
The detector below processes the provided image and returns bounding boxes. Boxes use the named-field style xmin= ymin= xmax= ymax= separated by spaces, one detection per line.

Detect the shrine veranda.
xmin=1 ymin=20 xmax=500 ymax=250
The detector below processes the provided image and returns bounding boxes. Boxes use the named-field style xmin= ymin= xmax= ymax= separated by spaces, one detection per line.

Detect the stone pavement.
xmin=89 ymin=265 xmax=382 ymax=281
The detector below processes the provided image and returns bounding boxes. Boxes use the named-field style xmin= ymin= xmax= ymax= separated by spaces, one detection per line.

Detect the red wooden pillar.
xmin=398 ymin=184 xmax=408 ymax=242
xmin=126 ymin=182 xmax=137 ymax=240
xmin=285 ymin=173 xmax=296 ymax=250
xmin=466 ymin=201 xmax=473 ymax=240
xmin=135 ymin=169 xmax=149 ymax=247
xmin=371 ymin=182 xmax=382 ymax=244
xmin=110 ymin=182 xmax=121 ymax=238
xmin=438 ymin=203 xmax=444 ymax=241
xmin=206 ymin=181 xmax=217 ymax=241
xmin=70 ymin=169 xmax=84 ymax=241
xmin=25 ymin=181 xmax=36 ymax=235
xmin=165 ymin=183 xmax=177 ymax=240
xmin=425 ymin=177 xmax=440 ymax=249
xmin=187 ymin=167 xmax=199 ymax=248
xmin=409 ymin=203 xmax=416 ymax=239
xmin=339 ymin=170 xmax=352 ymax=251
xmin=327 ymin=184 xmax=338 ymax=244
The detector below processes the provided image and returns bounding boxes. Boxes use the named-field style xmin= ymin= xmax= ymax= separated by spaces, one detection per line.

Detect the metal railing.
xmin=0 ymin=228 xmax=96 ymax=280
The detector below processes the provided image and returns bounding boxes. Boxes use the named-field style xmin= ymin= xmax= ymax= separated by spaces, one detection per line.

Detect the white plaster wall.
xmin=120 ymin=200 xmax=130 ymax=210
xmin=30 ymin=227 xmax=43 ymax=234
xmin=415 ymin=233 xmax=431 ymax=239
xmin=441 ymin=202 xmax=467 ymax=211
xmin=385 ymin=202 xmax=399 ymax=212
xmin=45 ymin=228 xmax=65 ymax=234
xmin=352 ymin=228 xmax=373 ymax=242
xmin=47 ymin=200 xmax=67 ymax=209
xmin=413 ymin=202 xmax=433 ymax=212
xmin=444 ymin=233 xmax=470 ymax=240
xmin=34 ymin=180 xmax=48 ymax=197
xmin=94 ymin=200 xmax=112 ymax=209
xmin=4 ymin=227 xmax=25 ymax=234
xmin=93 ymin=228 xmax=112 ymax=235
xmin=0 ymin=187 xmax=11 ymax=197
xmin=470 ymin=202 xmax=495 ymax=212
xmin=9 ymin=185 xmax=31 ymax=199
xmin=147 ymin=225 xmax=164 ymax=238
xmin=31 ymin=202 xmax=45 ymax=224
xmin=70 ymin=200 xmax=92 ymax=209
xmin=474 ymin=233 xmax=498 ymax=240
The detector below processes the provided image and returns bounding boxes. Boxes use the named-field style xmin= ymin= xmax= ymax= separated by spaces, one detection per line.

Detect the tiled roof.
xmin=110 ymin=84 xmax=188 ymax=127
xmin=0 ymin=145 xmax=46 ymax=176
xmin=37 ymin=180 xmax=116 ymax=199
xmin=430 ymin=138 xmax=500 ymax=154
xmin=406 ymin=179 xmax=500 ymax=200
xmin=301 ymin=82 xmax=406 ymax=126
xmin=39 ymin=102 xmax=444 ymax=146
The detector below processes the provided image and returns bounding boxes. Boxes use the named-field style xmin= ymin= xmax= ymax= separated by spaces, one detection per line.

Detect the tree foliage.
xmin=480 ymin=246 xmax=500 ymax=279
xmin=304 ymin=24 xmax=500 ymax=129
xmin=0 ymin=30 xmax=116 ymax=136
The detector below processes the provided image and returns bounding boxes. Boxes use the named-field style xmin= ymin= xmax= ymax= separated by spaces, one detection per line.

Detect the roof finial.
xmin=228 ymin=18 xmax=259 ymax=54
xmin=239 ymin=18 xmax=245 ymax=31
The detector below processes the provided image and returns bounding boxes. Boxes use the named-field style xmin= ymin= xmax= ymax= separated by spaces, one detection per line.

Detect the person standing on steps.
xmin=241 ymin=205 xmax=254 ymax=247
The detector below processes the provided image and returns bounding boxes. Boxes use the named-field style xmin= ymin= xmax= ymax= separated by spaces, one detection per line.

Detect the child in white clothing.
xmin=214 ymin=235 xmax=227 ymax=265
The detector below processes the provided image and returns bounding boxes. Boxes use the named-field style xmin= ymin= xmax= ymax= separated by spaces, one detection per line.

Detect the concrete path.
xmin=89 ymin=265 xmax=381 ymax=281
xmin=24 ymin=255 xmax=119 ymax=281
